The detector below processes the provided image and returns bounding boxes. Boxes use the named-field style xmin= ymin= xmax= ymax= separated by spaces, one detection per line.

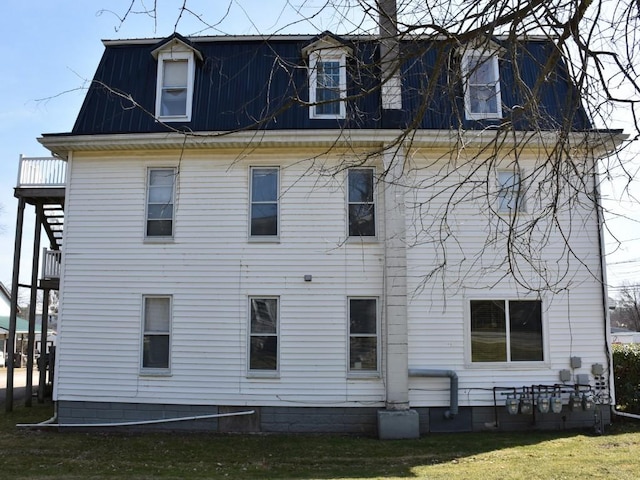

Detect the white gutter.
xmin=38 ymin=130 xmax=625 ymax=159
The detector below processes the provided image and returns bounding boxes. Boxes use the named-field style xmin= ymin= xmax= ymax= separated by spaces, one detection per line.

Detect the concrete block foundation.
xmin=377 ymin=409 xmax=420 ymax=439
xmin=56 ymin=401 xmax=610 ymax=436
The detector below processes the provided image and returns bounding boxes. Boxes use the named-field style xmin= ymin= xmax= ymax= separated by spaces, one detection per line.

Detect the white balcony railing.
xmin=41 ymin=249 xmax=61 ymax=280
xmin=17 ymin=155 xmax=67 ymax=187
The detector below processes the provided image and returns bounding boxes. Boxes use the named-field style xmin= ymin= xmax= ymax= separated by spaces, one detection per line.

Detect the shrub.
xmin=612 ymin=343 xmax=640 ymax=414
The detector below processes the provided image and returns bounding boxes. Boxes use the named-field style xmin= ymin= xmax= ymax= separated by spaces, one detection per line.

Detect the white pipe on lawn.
xmin=17 ymin=409 xmax=255 ymax=428
xmin=611 ymin=407 xmax=640 ymax=421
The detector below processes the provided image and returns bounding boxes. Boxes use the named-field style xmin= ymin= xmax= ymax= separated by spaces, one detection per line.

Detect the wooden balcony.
xmin=14 ymin=156 xmax=66 ymax=251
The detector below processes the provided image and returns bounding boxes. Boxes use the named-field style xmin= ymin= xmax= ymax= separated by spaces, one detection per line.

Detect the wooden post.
xmin=38 ymin=287 xmax=50 ymax=403
xmin=6 ymin=197 xmax=25 ymax=412
xmin=25 ymin=204 xmax=43 ymax=407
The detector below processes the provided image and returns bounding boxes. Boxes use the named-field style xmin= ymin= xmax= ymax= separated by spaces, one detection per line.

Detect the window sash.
xmin=470 ymin=299 xmax=543 ymax=363
xmin=348 ymin=168 xmax=376 ymax=237
xmin=464 ymin=53 xmax=501 ymax=119
xmin=249 ymin=297 xmax=279 ymax=372
xmin=142 ymin=296 xmax=171 ymax=370
xmin=250 ymin=167 xmax=279 ymax=237
xmin=146 ymin=168 xmax=176 ymax=238
xmin=348 ymin=298 xmax=378 ymax=372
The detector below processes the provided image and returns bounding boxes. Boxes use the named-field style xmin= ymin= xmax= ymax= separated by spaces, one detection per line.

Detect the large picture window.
xmin=348 ymin=168 xmax=376 ymax=237
xmin=146 ymin=168 xmax=176 ymax=238
xmin=249 ymin=297 xmax=279 ymax=372
xmin=470 ymin=300 xmax=543 ymax=363
xmin=463 ymin=52 xmax=502 ymax=120
xmin=142 ymin=296 xmax=171 ymax=371
xmin=250 ymin=167 xmax=279 ymax=237
xmin=349 ymin=298 xmax=378 ymax=373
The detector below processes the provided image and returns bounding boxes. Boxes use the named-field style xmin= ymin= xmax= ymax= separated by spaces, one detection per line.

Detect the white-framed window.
xmin=155 ymin=51 xmax=196 ymax=121
xmin=348 ymin=297 xmax=379 ymax=373
xmin=348 ymin=168 xmax=376 ymax=237
xmin=462 ymin=51 xmax=502 ymax=120
xmin=308 ymin=49 xmax=347 ymax=119
xmin=497 ymin=170 xmax=523 ymax=213
xmin=250 ymin=167 xmax=279 ymax=237
xmin=249 ymin=297 xmax=279 ymax=373
xmin=141 ymin=295 xmax=172 ymax=372
xmin=469 ymin=299 xmax=543 ymax=363
xmin=146 ymin=167 xmax=176 ymax=238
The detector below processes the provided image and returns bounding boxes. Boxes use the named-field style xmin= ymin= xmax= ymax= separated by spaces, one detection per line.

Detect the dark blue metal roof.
xmin=69 ymin=35 xmax=591 ymax=135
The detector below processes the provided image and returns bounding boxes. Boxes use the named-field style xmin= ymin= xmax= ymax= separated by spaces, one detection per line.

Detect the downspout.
xmin=409 ymin=368 xmax=458 ymax=418
xmin=592 ymin=141 xmax=639 ymax=422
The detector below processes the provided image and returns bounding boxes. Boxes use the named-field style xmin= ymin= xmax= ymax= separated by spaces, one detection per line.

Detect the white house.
xmin=14 ymin=31 xmax=624 ymax=437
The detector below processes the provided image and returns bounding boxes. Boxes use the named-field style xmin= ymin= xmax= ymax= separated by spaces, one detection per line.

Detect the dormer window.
xmin=462 ymin=51 xmax=502 ymax=120
xmin=151 ymin=34 xmax=202 ymax=122
xmin=309 ymin=49 xmax=347 ymax=118
xmin=155 ymin=51 xmax=195 ymax=121
xmin=302 ymin=34 xmax=352 ymax=120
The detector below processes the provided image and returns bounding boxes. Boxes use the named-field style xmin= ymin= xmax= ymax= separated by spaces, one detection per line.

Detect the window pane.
xmin=251 ymin=169 xmax=278 ymax=202
xmin=317 ymin=87 xmax=340 ymax=103
xmin=348 ymin=204 xmax=375 ymax=237
xmin=147 ymin=220 xmax=173 ymax=237
xmin=348 ymin=169 xmax=374 ymax=202
xmin=144 ymin=297 xmax=170 ymax=332
xmin=147 ymin=204 xmax=173 ymax=220
xmin=251 ymin=204 xmax=278 ymax=236
xmin=250 ymin=336 xmax=278 ymax=370
xmin=161 ymin=89 xmax=187 ymax=116
xmin=150 ymin=169 xmax=175 ymax=186
xmin=350 ymin=299 xmax=376 ymax=334
xmin=250 ymin=298 xmax=277 ymax=334
xmin=470 ymin=86 xmax=498 ymax=114
xmin=143 ymin=335 xmax=170 ymax=368
xmin=148 ymin=185 xmax=173 ymax=203
xmin=316 ymin=98 xmax=340 ymax=115
xmin=163 ymin=60 xmax=188 ymax=87
xmin=350 ymin=337 xmax=377 ymax=370
xmin=510 ymin=301 xmax=543 ymax=361
xmin=469 ymin=58 xmax=495 ymax=84
xmin=470 ymin=300 xmax=507 ymax=362
xmin=318 ymin=61 xmax=340 ymax=88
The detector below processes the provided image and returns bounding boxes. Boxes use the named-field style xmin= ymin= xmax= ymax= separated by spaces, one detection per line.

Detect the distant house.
xmin=0 ymin=282 xmax=37 ymax=367
xmin=14 ymin=31 xmax=624 ymax=437
xmin=611 ymin=327 xmax=640 ymax=345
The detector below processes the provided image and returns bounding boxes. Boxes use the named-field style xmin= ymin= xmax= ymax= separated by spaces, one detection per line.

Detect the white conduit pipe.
xmin=17 ymin=409 xmax=255 ymax=429
xmin=611 ymin=408 xmax=640 ymax=421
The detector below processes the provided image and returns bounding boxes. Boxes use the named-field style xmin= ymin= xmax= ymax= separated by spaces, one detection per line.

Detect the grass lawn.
xmin=1 ymin=402 xmax=639 ymax=479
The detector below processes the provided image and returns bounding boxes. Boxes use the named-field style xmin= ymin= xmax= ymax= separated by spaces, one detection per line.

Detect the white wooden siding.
xmin=55 ymin=148 xmax=608 ymax=408
xmin=56 ymin=151 xmax=385 ymax=406
xmin=404 ymin=152 xmax=608 ymax=407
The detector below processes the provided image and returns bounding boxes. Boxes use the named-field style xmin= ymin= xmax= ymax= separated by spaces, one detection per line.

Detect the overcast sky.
xmin=0 ymin=0 xmax=638 ymax=293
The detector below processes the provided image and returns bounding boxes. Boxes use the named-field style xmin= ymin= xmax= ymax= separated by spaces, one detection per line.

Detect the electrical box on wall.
xmin=577 ymin=373 xmax=590 ymax=385
xmin=592 ymin=363 xmax=604 ymax=375
xmin=570 ymin=356 xmax=582 ymax=369
xmin=559 ymin=369 xmax=571 ymax=382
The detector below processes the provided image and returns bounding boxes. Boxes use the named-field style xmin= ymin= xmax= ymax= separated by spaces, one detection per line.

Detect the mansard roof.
xmin=65 ymin=32 xmax=591 ymax=136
